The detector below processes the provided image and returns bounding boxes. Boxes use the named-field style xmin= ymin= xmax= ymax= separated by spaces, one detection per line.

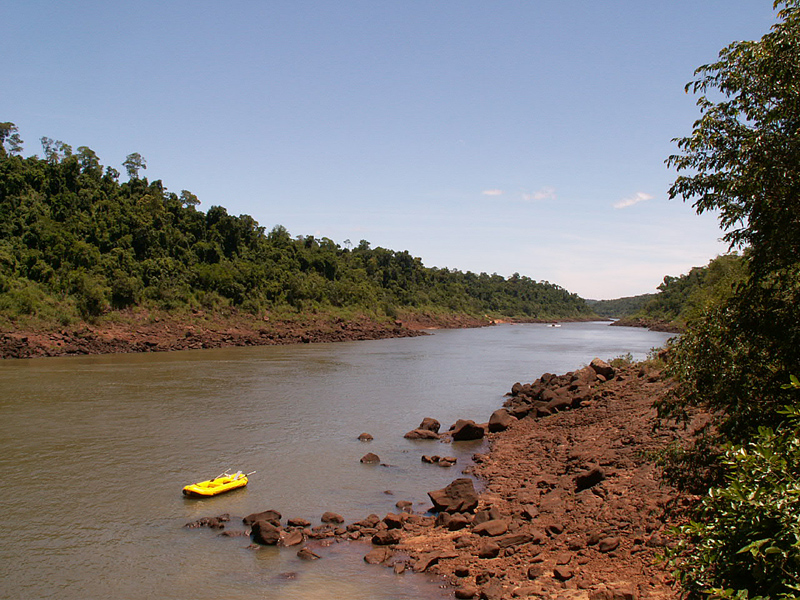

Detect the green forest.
xmin=653 ymin=2 xmax=800 ymax=598
xmin=0 ymin=124 xmax=593 ymax=328
xmin=591 ymin=253 xmax=746 ymax=329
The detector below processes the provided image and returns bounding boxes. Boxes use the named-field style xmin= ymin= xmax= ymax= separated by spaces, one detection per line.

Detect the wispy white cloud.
xmin=614 ymin=192 xmax=653 ymax=209
xmin=482 ymin=189 xmax=504 ymax=196
xmin=522 ymin=186 xmax=557 ymax=202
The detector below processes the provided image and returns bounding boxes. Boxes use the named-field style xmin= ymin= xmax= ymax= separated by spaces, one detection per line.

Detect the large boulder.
xmin=243 ymin=510 xmax=281 ymax=527
xmin=251 ymin=520 xmax=281 ymax=545
xmin=428 ymin=478 xmax=479 ymax=513
xmin=488 ymin=409 xmax=517 ymax=432
xmin=418 ymin=417 xmax=441 ymax=433
xmin=450 ymin=419 xmax=485 ymax=441
xmin=590 ymin=358 xmax=616 ymax=380
xmin=404 ymin=428 xmax=440 ymax=440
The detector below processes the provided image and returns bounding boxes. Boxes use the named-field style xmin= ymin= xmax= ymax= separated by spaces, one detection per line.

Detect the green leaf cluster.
xmin=0 ymin=129 xmax=594 ymax=325
xmin=668 ymin=403 xmax=800 ymax=600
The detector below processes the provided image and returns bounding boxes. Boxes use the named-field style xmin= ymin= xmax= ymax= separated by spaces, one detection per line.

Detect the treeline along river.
xmin=0 ymin=322 xmax=673 ymax=600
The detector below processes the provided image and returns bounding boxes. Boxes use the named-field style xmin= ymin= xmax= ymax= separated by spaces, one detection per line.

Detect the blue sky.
xmin=2 ymin=1 xmax=777 ymax=299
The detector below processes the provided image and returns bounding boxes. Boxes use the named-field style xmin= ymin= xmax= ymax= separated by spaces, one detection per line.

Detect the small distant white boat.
xmin=547 ymin=323 xmax=562 ymax=328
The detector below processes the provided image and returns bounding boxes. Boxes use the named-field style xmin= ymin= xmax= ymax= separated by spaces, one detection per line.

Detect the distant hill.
xmin=586 ymin=294 xmax=655 ymax=319
xmin=607 ymin=254 xmax=746 ymax=331
xmin=0 ymin=126 xmax=595 ymax=329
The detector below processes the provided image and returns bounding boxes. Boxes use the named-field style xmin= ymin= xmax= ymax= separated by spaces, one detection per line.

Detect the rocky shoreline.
xmin=186 ymin=358 xmax=698 ymax=600
xmin=0 ymin=312 xmax=490 ymax=360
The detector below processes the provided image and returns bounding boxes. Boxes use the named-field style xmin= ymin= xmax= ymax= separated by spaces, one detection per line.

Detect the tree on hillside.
xmin=0 ymin=122 xmax=23 ymax=156
xmin=123 ymin=152 xmax=147 ymax=179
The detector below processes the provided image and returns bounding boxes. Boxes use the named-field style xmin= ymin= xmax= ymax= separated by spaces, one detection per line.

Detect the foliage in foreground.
xmin=656 ymin=2 xmax=800 ymax=598
xmin=667 ymin=394 xmax=800 ymax=600
xmin=0 ymin=125 xmax=593 ymax=326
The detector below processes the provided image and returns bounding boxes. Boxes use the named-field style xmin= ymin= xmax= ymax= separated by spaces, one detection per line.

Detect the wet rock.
xmin=413 ymin=549 xmax=459 ymax=572
xmin=364 ymin=546 xmax=393 ymax=564
xmin=488 ymin=409 xmax=517 ymax=432
xmin=243 ymin=510 xmax=282 ymax=527
xmin=421 ymin=455 xmax=440 ymax=463
xmin=451 ymin=419 xmax=485 ymax=441
xmin=287 ymin=517 xmax=311 ymax=528
xmin=404 ymin=428 xmax=440 ymax=440
xmin=428 ymin=478 xmax=480 ymax=513
xmin=360 ymin=452 xmax=381 ymax=464
xmin=281 ymin=530 xmax=305 ymax=547
xmin=395 ymin=500 xmax=413 ymax=512
xmin=297 ymin=546 xmax=320 ymax=560
xmin=372 ymin=529 xmax=402 ymax=546
xmin=418 ymin=417 xmax=441 ymax=433
xmin=358 ymin=432 xmax=374 ymax=441
xmin=455 ymin=584 xmax=479 ymax=599
xmin=251 ymin=521 xmax=281 ymax=545
xmin=383 ymin=513 xmax=404 ymax=529
xmin=321 ymin=512 xmax=344 ymax=524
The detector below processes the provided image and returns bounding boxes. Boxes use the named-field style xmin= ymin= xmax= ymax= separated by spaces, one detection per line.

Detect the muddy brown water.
xmin=0 ymin=322 xmax=673 ymax=600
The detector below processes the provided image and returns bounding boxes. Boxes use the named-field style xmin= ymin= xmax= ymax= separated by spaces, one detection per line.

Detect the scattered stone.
xmin=598 ymin=536 xmax=621 ymax=553
xmin=575 ymin=467 xmax=606 ymax=491
xmin=287 ymin=517 xmax=311 ymax=528
xmin=477 ymin=541 xmax=501 ymax=558
xmin=473 ymin=519 xmax=509 ymax=537
xmin=451 ymin=419 xmax=485 ymax=441
xmin=553 ymin=565 xmax=574 ymax=581
xmin=296 ymin=546 xmax=320 ymax=560
xmin=321 ymin=512 xmax=344 ymax=524
xmin=488 ymin=408 xmax=517 ymax=432
xmin=428 ymin=478 xmax=479 ymax=513
xmin=418 ymin=417 xmax=441 ymax=433
xmin=455 ymin=584 xmax=479 ymax=599
xmin=281 ymin=530 xmax=305 ymax=547
xmin=383 ymin=513 xmax=404 ymax=529
xmin=358 ymin=432 xmax=374 ymax=441
xmin=243 ymin=510 xmax=281 ymax=527
xmin=372 ymin=529 xmax=402 ymax=546
xmin=364 ymin=546 xmax=393 ymax=564
xmin=251 ymin=521 xmax=281 ymax=545
xmin=360 ymin=452 xmax=380 ymax=464
xmin=590 ymin=357 xmax=616 ymax=379
xmin=404 ymin=428 xmax=440 ymax=440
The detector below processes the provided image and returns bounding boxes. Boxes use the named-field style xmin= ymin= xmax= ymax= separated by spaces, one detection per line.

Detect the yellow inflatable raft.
xmin=182 ymin=470 xmax=250 ymax=497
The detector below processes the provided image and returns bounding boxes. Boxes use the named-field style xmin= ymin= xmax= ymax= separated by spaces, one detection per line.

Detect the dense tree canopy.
xmin=0 ymin=127 xmax=593 ymax=325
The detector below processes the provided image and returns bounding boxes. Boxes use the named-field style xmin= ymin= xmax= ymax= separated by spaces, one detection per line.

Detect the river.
xmin=0 ymin=322 xmax=673 ymax=600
